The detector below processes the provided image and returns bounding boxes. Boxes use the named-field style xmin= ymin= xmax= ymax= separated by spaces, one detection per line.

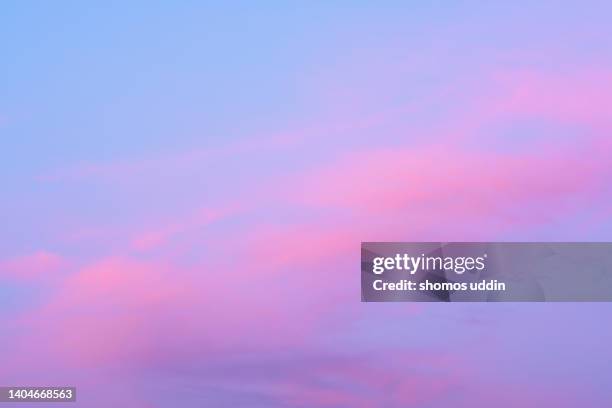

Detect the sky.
xmin=1 ymin=2 xmax=612 ymax=407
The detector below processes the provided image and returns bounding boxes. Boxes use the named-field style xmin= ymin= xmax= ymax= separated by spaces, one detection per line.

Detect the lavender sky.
xmin=1 ymin=2 xmax=612 ymax=407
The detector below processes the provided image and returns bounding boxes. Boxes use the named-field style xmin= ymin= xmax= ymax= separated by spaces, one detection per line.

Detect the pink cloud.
xmin=279 ymin=138 xmax=610 ymax=233
xmin=0 ymin=251 xmax=66 ymax=281
xmin=7 ymin=252 xmax=339 ymax=371
xmin=130 ymin=206 xmax=239 ymax=252
xmin=490 ymin=69 xmax=612 ymax=124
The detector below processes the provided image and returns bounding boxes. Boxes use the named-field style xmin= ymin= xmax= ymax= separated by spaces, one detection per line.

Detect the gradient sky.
xmin=1 ymin=2 xmax=612 ymax=407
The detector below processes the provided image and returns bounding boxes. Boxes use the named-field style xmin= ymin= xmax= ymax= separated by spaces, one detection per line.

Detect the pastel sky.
xmin=1 ymin=2 xmax=612 ymax=407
